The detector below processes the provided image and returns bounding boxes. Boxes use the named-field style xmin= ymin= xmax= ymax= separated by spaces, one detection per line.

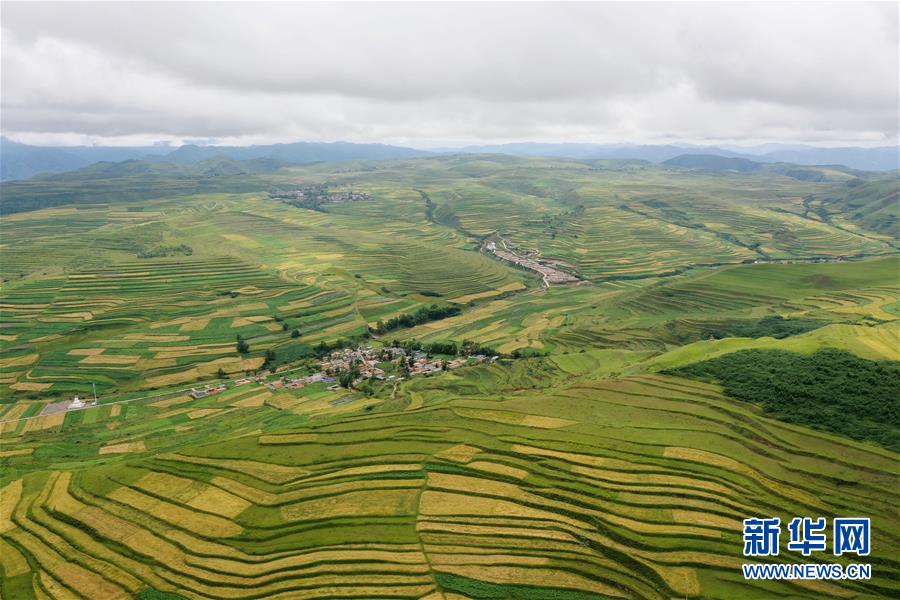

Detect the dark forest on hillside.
xmin=667 ymin=348 xmax=900 ymax=450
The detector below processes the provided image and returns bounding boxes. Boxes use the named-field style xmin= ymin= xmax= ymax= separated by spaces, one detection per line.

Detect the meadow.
xmin=1 ymin=155 xmax=898 ymax=599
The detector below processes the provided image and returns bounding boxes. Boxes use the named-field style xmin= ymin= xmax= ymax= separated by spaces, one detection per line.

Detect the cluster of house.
xmin=179 ymin=345 xmax=496 ymax=400
xmin=190 ymin=384 xmax=226 ymax=399
xmin=270 ymin=189 xmax=370 ymax=203
xmin=485 ymin=238 xmax=580 ymax=286
xmin=328 ymin=191 xmax=370 ymax=203
xmin=322 ymin=345 xmax=493 ymax=385
xmin=404 ymin=350 xmax=473 ymax=376
xmin=321 ymin=346 xmax=391 ymax=379
xmin=266 ymin=372 xmax=335 ymax=391
xmin=271 ymin=190 xmax=309 ymax=200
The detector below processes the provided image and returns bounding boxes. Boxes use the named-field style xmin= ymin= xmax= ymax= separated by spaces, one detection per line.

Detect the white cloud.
xmin=1 ymin=2 xmax=897 ymax=147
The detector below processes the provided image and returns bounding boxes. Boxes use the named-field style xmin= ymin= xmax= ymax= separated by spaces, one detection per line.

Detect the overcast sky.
xmin=2 ymin=2 xmax=898 ymax=148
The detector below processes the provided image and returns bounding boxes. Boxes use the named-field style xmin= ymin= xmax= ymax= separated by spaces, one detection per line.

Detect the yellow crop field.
xmin=79 ymin=354 xmax=140 ymax=364
xmin=9 ymin=382 xmax=53 ymax=391
xmin=67 ymin=348 xmax=107 ymax=356
xmin=0 ymin=447 xmax=34 ymax=457
xmin=99 ymin=440 xmax=146 ymax=454
xmin=282 ymin=488 xmax=420 ymax=521
xmin=23 ymin=413 xmax=65 ymax=433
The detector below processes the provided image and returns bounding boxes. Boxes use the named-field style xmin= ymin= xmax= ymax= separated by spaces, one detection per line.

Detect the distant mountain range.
xmin=440 ymin=142 xmax=899 ymax=172
xmin=1 ymin=136 xmax=897 ymax=181
xmin=0 ymin=138 xmax=428 ymax=181
xmin=659 ymin=153 xmax=879 ymax=182
xmin=662 ymin=154 xmax=767 ymax=173
xmin=0 ymin=138 xmax=172 ymax=182
xmin=35 ymin=155 xmax=293 ymax=180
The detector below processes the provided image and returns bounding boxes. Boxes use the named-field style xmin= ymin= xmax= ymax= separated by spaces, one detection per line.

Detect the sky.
xmin=1 ymin=2 xmax=898 ymax=148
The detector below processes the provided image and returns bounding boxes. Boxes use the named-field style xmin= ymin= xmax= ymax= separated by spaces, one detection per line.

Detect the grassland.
xmin=1 ymin=155 xmax=898 ymax=599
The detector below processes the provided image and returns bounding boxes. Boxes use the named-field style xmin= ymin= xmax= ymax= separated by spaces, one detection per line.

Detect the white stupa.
xmin=69 ymin=396 xmax=85 ymax=409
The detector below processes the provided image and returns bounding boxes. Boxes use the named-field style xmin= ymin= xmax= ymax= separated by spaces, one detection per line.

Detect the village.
xmin=189 ymin=344 xmax=495 ymax=399
xmin=40 ymin=344 xmax=496 ymax=415
xmin=485 ymin=238 xmax=580 ymax=286
xmin=270 ymin=186 xmax=371 ymax=210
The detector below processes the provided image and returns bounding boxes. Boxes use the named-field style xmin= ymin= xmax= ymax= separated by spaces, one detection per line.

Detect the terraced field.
xmin=1 ymin=253 xmax=353 ymax=398
xmin=400 ymin=160 xmax=896 ymax=280
xmin=2 ymin=366 xmax=898 ymax=599
xmin=1 ymin=155 xmax=898 ymax=599
xmin=0 ymin=191 xmax=528 ymax=399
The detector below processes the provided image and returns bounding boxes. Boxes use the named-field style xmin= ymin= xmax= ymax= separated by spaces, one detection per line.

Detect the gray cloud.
xmin=1 ymin=2 xmax=897 ymax=147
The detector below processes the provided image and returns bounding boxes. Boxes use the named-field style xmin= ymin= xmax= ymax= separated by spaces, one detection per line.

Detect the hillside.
xmin=0 ymin=157 xmax=301 ymax=214
xmin=661 ymin=153 xmax=871 ymax=181
xmin=818 ymin=177 xmax=900 ymax=239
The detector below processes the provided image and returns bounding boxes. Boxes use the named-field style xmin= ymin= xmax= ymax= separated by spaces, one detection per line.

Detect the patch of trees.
xmin=725 ymin=315 xmax=825 ymax=339
xmin=136 ymin=588 xmax=190 ymax=600
xmin=236 ymin=334 xmax=250 ymax=354
xmin=534 ymin=204 xmax=586 ymax=239
xmin=509 ymin=347 xmax=550 ymax=358
xmin=640 ymin=199 xmax=669 ymax=209
xmin=388 ymin=338 xmax=499 ymax=358
xmin=664 ymin=315 xmax=826 ymax=344
xmin=665 ymin=348 xmax=900 ymax=450
xmin=374 ymin=304 xmax=462 ymax=334
xmin=313 ymin=337 xmax=356 ymax=357
xmin=137 ymin=244 xmax=193 ymax=258
xmin=337 ymin=365 xmax=360 ymax=388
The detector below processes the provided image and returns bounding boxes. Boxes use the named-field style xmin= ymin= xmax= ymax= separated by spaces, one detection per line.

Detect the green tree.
xmin=338 ymin=370 xmax=355 ymax=388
